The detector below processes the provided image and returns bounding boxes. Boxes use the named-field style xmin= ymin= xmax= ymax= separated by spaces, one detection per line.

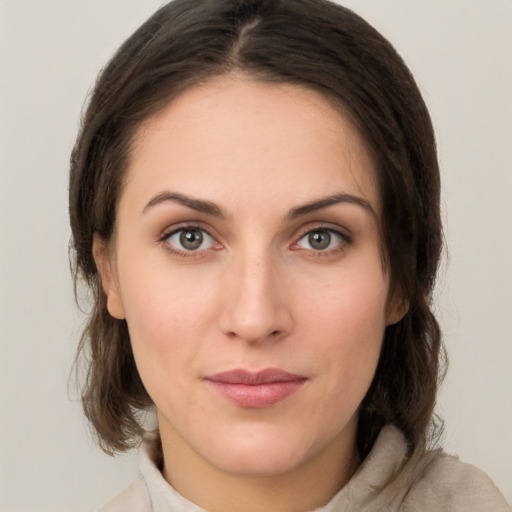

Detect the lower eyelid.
xmin=160 ymin=225 xmax=220 ymax=253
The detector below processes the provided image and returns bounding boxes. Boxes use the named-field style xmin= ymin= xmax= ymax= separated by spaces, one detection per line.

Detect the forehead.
xmin=124 ymin=76 xmax=379 ymax=215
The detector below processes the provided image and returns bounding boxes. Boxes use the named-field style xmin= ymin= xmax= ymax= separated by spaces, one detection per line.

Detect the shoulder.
xmin=97 ymin=478 xmax=152 ymax=512
xmin=403 ymin=451 xmax=510 ymax=512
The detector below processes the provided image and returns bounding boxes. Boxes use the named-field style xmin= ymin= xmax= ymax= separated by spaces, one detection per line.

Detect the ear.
xmin=92 ymin=234 xmax=126 ymax=320
xmin=385 ymin=287 xmax=409 ymax=326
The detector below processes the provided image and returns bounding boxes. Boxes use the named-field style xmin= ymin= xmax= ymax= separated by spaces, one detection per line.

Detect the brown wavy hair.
xmin=69 ymin=0 xmax=445 ymax=457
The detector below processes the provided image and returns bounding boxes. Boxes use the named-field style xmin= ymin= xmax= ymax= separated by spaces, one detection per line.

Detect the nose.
xmin=218 ymin=250 xmax=293 ymax=345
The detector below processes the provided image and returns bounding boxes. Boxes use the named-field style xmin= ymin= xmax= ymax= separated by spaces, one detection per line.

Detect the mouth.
xmin=204 ymin=368 xmax=307 ymax=408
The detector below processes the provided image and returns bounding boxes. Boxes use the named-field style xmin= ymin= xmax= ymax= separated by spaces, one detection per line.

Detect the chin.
xmin=199 ymin=426 xmax=319 ymax=476
xmin=212 ymin=446 xmax=305 ymax=476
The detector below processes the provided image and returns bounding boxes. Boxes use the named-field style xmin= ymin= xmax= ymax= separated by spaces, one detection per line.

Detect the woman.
xmin=69 ymin=0 xmax=509 ymax=510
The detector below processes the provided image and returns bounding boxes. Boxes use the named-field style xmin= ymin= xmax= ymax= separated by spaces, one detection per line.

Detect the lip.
xmin=204 ymin=368 xmax=307 ymax=408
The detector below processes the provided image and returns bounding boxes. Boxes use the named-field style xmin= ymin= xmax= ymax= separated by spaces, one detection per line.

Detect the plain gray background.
xmin=1 ymin=1 xmax=510 ymax=510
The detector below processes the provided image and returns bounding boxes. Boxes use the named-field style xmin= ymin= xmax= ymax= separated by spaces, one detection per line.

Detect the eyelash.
xmin=159 ymin=223 xmax=220 ymax=258
xmin=159 ymin=224 xmax=351 ymax=259
xmin=291 ymin=226 xmax=352 ymax=257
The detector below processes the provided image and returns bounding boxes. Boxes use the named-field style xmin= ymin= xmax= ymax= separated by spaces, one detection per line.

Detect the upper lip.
xmin=205 ymin=368 xmax=306 ymax=385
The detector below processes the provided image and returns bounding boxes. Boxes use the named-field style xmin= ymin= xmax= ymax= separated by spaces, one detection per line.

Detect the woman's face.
xmin=97 ymin=77 xmax=401 ymax=477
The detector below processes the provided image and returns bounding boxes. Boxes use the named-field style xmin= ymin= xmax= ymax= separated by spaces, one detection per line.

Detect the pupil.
xmin=309 ymin=230 xmax=331 ymax=250
xmin=180 ymin=230 xmax=203 ymax=250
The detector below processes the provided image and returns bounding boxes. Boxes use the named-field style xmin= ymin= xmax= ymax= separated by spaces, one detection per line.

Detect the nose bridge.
xmin=220 ymin=244 xmax=291 ymax=343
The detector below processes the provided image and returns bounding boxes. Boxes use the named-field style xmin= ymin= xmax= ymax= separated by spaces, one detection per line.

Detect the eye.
xmin=165 ymin=227 xmax=216 ymax=252
xmin=296 ymin=228 xmax=346 ymax=251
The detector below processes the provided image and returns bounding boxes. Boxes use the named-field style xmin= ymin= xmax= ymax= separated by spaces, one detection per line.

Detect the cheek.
xmin=119 ymin=245 xmax=218 ymax=333
xmin=303 ymin=264 xmax=388 ymax=340
xmin=300 ymin=266 xmax=388 ymax=393
xmin=116 ymin=261 xmax=221 ymax=396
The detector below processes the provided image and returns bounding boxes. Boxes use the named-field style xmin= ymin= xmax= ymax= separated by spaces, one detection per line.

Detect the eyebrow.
xmin=142 ymin=190 xmax=376 ymax=219
xmin=286 ymin=193 xmax=376 ymax=220
xmin=143 ymin=191 xmax=227 ymax=217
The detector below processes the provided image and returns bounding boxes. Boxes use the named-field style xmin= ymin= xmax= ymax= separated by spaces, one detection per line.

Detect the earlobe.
xmin=386 ymin=289 xmax=409 ymax=326
xmin=92 ymin=234 xmax=126 ymax=320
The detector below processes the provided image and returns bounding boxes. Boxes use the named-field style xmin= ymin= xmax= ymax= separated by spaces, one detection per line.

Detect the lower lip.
xmin=206 ymin=380 xmax=306 ymax=408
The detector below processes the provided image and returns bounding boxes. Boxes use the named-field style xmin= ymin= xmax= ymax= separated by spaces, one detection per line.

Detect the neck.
xmin=159 ymin=421 xmax=360 ymax=512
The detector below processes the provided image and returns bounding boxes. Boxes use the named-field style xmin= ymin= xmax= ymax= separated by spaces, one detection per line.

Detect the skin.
xmin=94 ymin=76 xmax=403 ymax=512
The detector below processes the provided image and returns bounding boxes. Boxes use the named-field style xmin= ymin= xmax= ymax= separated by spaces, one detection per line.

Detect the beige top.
xmin=99 ymin=425 xmax=510 ymax=512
